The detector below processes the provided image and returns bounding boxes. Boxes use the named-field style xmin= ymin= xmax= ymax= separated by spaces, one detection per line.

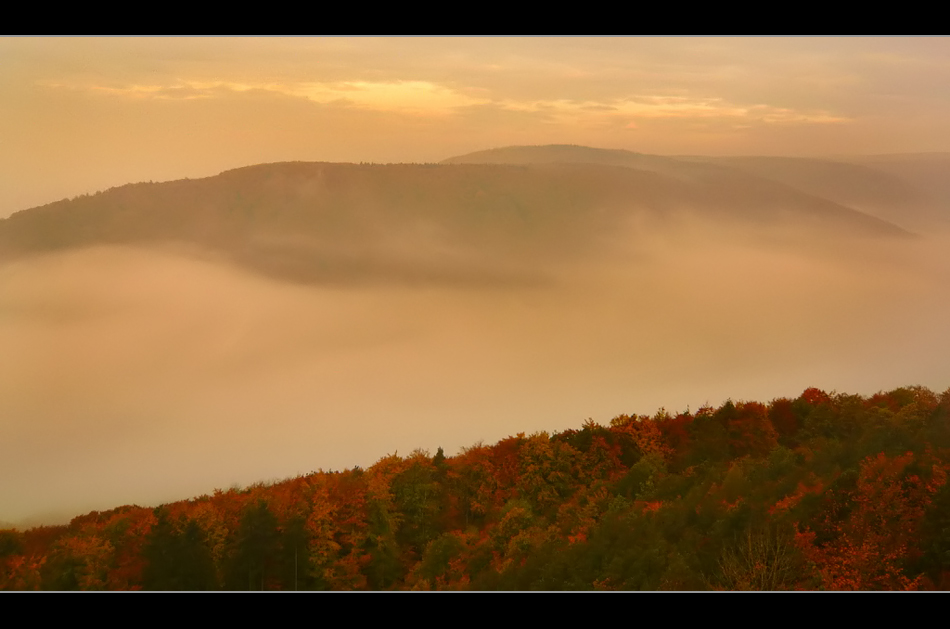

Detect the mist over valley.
xmin=2 ymin=145 xmax=949 ymax=527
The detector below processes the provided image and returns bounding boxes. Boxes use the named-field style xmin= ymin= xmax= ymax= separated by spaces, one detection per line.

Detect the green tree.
xmin=142 ymin=508 xmax=216 ymax=590
xmin=278 ymin=514 xmax=312 ymax=590
xmin=226 ymin=500 xmax=281 ymax=590
xmin=392 ymin=459 xmax=443 ymax=558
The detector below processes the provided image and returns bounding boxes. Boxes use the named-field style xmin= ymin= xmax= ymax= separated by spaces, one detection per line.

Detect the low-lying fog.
xmin=3 ymin=219 xmax=950 ymax=526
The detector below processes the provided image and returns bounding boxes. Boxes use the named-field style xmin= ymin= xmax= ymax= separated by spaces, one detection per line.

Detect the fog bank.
xmin=3 ymin=220 xmax=949 ymax=525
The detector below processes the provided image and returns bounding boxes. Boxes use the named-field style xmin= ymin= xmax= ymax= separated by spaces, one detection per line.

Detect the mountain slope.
xmin=0 ymin=156 xmax=912 ymax=286
xmin=678 ymin=155 xmax=943 ymax=231
xmin=444 ymin=144 xmax=949 ymax=232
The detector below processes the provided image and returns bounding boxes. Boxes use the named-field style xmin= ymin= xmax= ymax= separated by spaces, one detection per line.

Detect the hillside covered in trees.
xmin=4 ymin=385 xmax=950 ymax=591
xmin=0 ymin=153 xmax=915 ymax=288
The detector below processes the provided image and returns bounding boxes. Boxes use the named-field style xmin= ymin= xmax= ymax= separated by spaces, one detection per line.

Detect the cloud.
xmin=37 ymin=78 xmax=489 ymax=115
xmin=506 ymin=96 xmax=849 ymax=126
xmin=36 ymin=77 xmax=850 ymax=127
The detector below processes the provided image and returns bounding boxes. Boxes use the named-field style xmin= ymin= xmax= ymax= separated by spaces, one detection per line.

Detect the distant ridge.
xmin=441 ymin=145 xmax=688 ymax=177
xmin=444 ymin=144 xmax=948 ymax=232
xmin=0 ymin=155 xmax=913 ymax=286
xmin=443 ymin=144 xmax=653 ymax=165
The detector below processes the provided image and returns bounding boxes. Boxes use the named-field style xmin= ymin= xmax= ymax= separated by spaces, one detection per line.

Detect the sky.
xmin=3 ymin=37 xmax=950 ymax=525
xmin=2 ymin=36 xmax=950 ymax=217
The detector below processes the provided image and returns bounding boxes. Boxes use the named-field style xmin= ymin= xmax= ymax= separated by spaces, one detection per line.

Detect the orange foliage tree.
xmin=795 ymin=451 xmax=948 ymax=590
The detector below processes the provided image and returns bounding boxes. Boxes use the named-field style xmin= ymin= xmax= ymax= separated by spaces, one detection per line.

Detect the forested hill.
xmin=0 ymin=157 xmax=910 ymax=286
xmin=4 ymin=385 xmax=950 ymax=590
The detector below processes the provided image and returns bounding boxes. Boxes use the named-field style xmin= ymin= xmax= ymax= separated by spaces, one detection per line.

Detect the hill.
xmin=0 ymin=156 xmax=911 ymax=286
xmin=445 ymin=144 xmax=948 ymax=232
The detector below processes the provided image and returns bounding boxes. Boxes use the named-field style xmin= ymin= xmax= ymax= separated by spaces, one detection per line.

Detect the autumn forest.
xmin=4 ymin=385 xmax=950 ymax=590
xmin=6 ymin=38 xmax=950 ymax=593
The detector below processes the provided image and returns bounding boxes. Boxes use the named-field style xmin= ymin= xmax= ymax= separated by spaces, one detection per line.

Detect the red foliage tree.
xmin=795 ymin=452 xmax=948 ymax=590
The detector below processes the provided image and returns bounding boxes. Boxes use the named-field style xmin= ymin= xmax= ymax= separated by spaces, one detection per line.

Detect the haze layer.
xmin=2 ymin=146 xmax=948 ymax=526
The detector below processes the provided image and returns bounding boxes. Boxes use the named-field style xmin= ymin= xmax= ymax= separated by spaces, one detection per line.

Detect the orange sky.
xmin=2 ymin=36 xmax=950 ymax=217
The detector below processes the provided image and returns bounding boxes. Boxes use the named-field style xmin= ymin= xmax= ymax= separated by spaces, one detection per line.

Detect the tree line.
xmin=4 ymin=385 xmax=950 ymax=590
